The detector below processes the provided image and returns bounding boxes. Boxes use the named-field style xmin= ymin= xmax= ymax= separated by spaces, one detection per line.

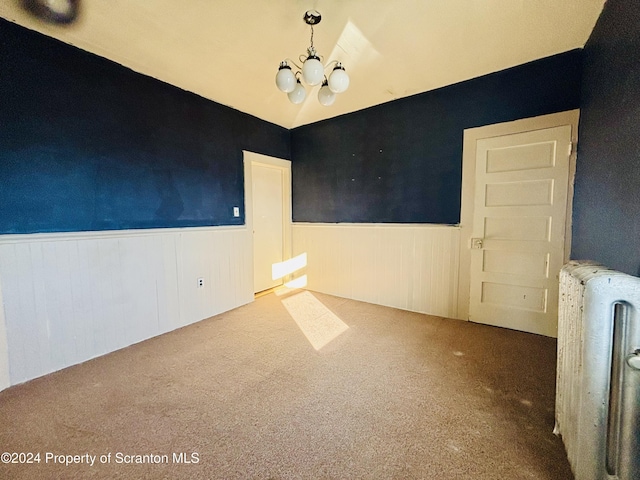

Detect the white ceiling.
xmin=0 ymin=0 xmax=605 ymax=129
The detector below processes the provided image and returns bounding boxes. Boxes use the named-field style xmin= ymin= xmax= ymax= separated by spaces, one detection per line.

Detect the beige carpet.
xmin=0 ymin=290 xmax=573 ymax=479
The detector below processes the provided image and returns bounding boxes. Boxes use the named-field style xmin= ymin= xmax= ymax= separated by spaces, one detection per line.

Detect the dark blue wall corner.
xmin=0 ymin=19 xmax=290 ymax=234
xmin=571 ymin=0 xmax=640 ymax=276
xmin=291 ymin=50 xmax=582 ymax=224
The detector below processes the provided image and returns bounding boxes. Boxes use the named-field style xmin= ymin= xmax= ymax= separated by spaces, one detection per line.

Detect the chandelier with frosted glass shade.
xmin=275 ymin=10 xmax=350 ymax=106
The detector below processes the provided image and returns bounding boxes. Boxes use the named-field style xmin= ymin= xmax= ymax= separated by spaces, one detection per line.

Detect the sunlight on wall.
xmin=285 ymin=275 xmax=308 ymax=289
xmin=280 ymin=291 xmax=349 ymax=351
xmin=272 ymin=252 xmax=307 ymax=280
xmin=273 ymin=275 xmax=308 ymax=297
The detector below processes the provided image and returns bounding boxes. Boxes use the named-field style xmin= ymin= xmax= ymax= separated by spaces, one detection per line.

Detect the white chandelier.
xmin=275 ymin=10 xmax=350 ymax=106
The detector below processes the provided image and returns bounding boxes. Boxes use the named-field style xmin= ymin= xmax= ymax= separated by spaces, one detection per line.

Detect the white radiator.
xmin=556 ymin=261 xmax=640 ymax=480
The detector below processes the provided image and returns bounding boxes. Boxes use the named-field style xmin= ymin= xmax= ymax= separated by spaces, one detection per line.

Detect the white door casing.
xmin=242 ymin=151 xmax=291 ymax=295
xmin=458 ymin=110 xmax=579 ymax=337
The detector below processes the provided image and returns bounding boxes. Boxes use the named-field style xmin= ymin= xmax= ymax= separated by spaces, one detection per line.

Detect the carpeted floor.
xmin=0 ymin=289 xmax=573 ymax=479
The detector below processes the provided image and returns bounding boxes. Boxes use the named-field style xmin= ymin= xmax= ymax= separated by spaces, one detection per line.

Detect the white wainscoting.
xmin=292 ymin=223 xmax=461 ymax=319
xmin=0 ymin=226 xmax=253 ymax=388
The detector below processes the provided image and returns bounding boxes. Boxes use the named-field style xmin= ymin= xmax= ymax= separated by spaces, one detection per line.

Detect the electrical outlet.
xmin=233 ymin=206 xmax=240 ymax=217
xmin=197 ymin=277 xmax=204 ymax=288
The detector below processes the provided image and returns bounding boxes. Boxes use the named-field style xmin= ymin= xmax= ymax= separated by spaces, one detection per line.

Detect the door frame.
xmin=243 ymin=151 xmax=292 ymax=294
xmin=456 ymin=110 xmax=580 ymax=321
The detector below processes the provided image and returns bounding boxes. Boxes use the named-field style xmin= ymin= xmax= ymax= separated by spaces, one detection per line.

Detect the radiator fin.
xmin=556 ymin=261 xmax=640 ymax=480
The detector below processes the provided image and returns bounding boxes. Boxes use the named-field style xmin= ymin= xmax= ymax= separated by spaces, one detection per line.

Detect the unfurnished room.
xmin=0 ymin=1 xmax=639 ymax=479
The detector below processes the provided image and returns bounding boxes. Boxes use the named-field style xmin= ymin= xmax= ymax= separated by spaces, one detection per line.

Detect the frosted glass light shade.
xmin=44 ymin=0 xmax=75 ymax=16
xmin=288 ymin=81 xmax=306 ymax=104
xmin=302 ymin=56 xmax=324 ymax=86
xmin=25 ymin=0 xmax=79 ymax=24
xmin=275 ymin=64 xmax=296 ymax=93
xmin=318 ymin=82 xmax=336 ymax=106
xmin=328 ymin=64 xmax=349 ymax=93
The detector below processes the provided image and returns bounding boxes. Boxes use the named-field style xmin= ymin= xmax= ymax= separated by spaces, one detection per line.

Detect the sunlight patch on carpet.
xmin=281 ymin=291 xmax=349 ymax=350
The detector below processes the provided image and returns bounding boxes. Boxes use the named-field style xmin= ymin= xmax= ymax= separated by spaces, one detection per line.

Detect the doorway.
xmin=243 ymin=151 xmax=291 ymax=295
xmin=458 ymin=110 xmax=579 ymax=337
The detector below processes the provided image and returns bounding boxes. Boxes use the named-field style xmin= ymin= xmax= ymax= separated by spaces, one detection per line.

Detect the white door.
xmin=468 ymin=125 xmax=572 ymax=336
xmin=252 ymin=163 xmax=284 ymax=293
xmin=0 ymin=287 xmax=9 ymax=389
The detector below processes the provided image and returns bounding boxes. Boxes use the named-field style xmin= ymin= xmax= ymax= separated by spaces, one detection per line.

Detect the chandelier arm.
xmin=284 ymin=58 xmax=303 ymax=71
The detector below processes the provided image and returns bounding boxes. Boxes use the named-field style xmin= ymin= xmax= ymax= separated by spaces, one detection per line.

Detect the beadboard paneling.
xmin=0 ymin=227 xmax=252 ymax=387
xmin=292 ymin=224 xmax=461 ymax=318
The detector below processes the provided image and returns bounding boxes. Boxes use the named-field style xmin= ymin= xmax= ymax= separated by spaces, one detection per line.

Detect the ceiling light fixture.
xmin=22 ymin=0 xmax=80 ymax=25
xmin=275 ymin=10 xmax=350 ymax=106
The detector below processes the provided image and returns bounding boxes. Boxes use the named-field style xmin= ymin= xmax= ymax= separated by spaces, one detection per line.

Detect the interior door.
xmin=469 ymin=125 xmax=572 ymax=336
xmin=252 ymin=163 xmax=284 ymax=293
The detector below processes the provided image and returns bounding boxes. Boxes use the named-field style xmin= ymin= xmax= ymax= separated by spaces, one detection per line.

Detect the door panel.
xmin=485 ymin=179 xmax=554 ymax=206
xmin=469 ymin=125 xmax=571 ymax=336
xmin=482 ymin=250 xmax=549 ymax=277
xmin=252 ymin=163 xmax=284 ymax=293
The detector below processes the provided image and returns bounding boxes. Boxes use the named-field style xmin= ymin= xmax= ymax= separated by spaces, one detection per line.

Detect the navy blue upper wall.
xmin=572 ymin=0 xmax=640 ymax=276
xmin=0 ymin=19 xmax=290 ymax=234
xmin=291 ymin=50 xmax=582 ymax=224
